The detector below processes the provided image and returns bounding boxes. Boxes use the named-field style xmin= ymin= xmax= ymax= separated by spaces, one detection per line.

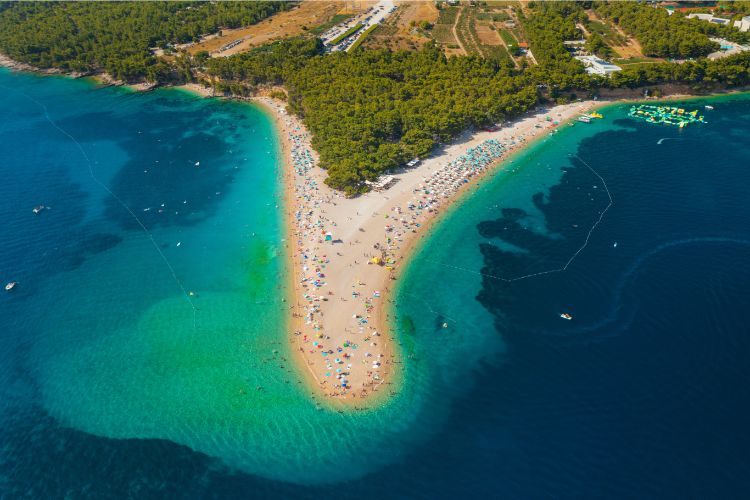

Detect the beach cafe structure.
xmin=366 ymin=175 xmax=397 ymax=191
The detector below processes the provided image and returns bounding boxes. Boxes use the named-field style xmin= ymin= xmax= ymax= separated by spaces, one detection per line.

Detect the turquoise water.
xmin=3 ymin=66 xmax=750 ymax=496
xmin=390 ymin=95 xmax=750 ymax=496
xmin=0 ymin=68 xmax=491 ymax=489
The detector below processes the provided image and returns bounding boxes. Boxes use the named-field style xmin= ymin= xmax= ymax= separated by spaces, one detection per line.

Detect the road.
xmin=321 ymin=0 xmax=396 ymax=52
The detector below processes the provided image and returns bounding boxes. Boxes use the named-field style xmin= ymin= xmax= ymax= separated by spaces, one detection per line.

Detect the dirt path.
xmin=452 ymin=7 xmax=468 ymax=55
xmin=490 ymin=26 xmax=520 ymax=69
xmin=585 ymin=9 xmax=644 ymax=59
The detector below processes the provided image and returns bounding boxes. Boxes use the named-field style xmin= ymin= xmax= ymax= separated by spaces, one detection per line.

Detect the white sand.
xmin=258 ymin=96 xmax=601 ymax=403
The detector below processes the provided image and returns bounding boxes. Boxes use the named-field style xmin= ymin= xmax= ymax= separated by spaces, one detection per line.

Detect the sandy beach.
xmin=257 ymin=96 xmax=602 ymax=405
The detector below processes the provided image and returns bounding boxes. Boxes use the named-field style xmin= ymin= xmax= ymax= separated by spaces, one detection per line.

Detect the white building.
xmin=687 ymin=13 xmax=731 ymax=26
xmin=575 ymin=56 xmax=622 ymax=76
xmin=735 ymin=15 xmax=750 ymax=32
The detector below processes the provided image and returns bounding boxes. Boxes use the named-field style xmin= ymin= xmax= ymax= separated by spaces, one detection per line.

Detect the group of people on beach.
xmin=266 ymin=99 xmax=388 ymax=399
xmin=270 ymin=96 xmax=567 ymax=400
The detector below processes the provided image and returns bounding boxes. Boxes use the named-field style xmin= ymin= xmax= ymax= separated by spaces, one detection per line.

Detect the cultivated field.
xmin=431 ymin=5 xmax=464 ymax=56
xmin=430 ymin=4 xmax=525 ymax=64
xmin=361 ymin=1 xmax=438 ymax=51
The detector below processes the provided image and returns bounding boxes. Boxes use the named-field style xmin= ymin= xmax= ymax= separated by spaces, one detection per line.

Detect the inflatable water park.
xmin=628 ymin=104 xmax=706 ymax=128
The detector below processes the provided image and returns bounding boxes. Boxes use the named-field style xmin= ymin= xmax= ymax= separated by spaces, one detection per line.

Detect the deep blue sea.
xmin=2 ymin=66 xmax=750 ymax=498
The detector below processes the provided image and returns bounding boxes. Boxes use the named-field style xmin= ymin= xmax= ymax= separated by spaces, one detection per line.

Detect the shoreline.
xmin=254 ymin=96 xmax=400 ymax=408
xmin=79 ymin=75 xmax=741 ymax=406
xmin=256 ymin=94 xmax=606 ymax=406
xmin=5 ymin=56 xmax=747 ymax=406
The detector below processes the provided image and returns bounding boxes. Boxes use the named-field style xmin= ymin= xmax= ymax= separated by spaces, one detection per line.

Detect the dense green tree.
xmin=207 ymin=41 xmax=538 ymax=193
xmin=3 ymin=1 xmax=750 ymax=193
xmin=518 ymin=2 xmax=591 ymax=90
xmin=594 ymin=1 xmax=719 ymax=58
xmin=0 ymin=1 xmax=290 ymax=82
xmin=585 ymin=33 xmax=614 ymax=59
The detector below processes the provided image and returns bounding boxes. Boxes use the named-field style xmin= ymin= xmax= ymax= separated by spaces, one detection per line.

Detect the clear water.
xmin=0 ymin=68 xmax=488 ymax=491
xmin=391 ymin=95 xmax=750 ymax=497
xmin=2 ymin=66 xmax=750 ymax=497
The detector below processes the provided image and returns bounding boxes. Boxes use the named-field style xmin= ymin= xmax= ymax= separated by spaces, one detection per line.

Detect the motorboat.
xmin=705 ymin=105 xmax=714 ymax=110
xmin=5 ymin=282 xmax=17 ymax=291
xmin=560 ymin=313 xmax=573 ymax=320
xmin=32 ymin=205 xmax=46 ymax=214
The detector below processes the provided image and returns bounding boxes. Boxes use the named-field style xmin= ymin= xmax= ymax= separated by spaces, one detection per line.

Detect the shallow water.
xmin=392 ymin=94 xmax=750 ymax=497
xmin=0 ymin=69 xmax=480 ymax=490
xmin=2 ymin=67 xmax=749 ymax=496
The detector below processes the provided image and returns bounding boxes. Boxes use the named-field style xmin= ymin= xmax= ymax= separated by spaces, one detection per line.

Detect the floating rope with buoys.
xmin=4 ymin=85 xmax=199 ymax=333
xmin=423 ymin=154 xmax=613 ymax=283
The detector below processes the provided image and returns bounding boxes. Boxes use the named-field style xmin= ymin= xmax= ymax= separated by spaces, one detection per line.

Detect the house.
xmin=575 ymin=55 xmax=622 ymax=76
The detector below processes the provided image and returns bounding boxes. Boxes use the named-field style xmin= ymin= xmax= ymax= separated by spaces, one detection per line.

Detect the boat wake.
xmin=656 ymin=137 xmax=684 ymax=145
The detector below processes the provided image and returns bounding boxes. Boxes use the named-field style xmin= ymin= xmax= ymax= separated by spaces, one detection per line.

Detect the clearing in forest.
xmin=585 ymin=9 xmax=645 ymax=60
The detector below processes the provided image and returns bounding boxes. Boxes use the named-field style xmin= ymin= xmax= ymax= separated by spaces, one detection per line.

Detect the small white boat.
xmin=32 ymin=205 xmax=46 ymax=214
xmin=5 ymin=282 xmax=17 ymax=291
xmin=705 ymin=105 xmax=714 ymax=110
xmin=560 ymin=313 xmax=573 ymax=320
xmin=577 ymin=115 xmax=591 ymax=123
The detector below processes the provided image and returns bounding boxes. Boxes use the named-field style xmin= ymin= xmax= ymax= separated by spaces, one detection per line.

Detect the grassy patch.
xmin=330 ymin=23 xmax=363 ymax=45
xmin=498 ymin=29 xmax=517 ymax=47
xmin=586 ymin=19 xmax=628 ymax=46
xmin=349 ymin=24 xmax=378 ymax=51
xmin=613 ymin=57 xmax=664 ymax=65
xmin=432 ymin=24 xmax=457 ymax=44
xmin=309 ymin=14 xmax=353 ymax=36
xmin=437 ymin=6 xmax=460 ymax=24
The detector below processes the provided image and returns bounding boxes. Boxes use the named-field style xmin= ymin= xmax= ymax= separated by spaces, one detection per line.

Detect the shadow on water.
xmin=476 ymin=155 xmax=611 ymax=318
xmin=53 ymin=107 xmax=242 ymax=231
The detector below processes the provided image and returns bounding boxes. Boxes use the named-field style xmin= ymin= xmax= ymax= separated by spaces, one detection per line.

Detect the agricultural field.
xmin=498 ymin=27 xmax=523 ymax=58
xmin=186 ymin=1 xmax=353 ymax=56
xmin=454 ymin=7 xmax=483 ymax=56
xmin=361 ymin=1 xmax=438 ymax=51
xmin=447 ymin=4 xmax=525 ymax=65
xmin=431 ymin=5 xmax=463 ymax=56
